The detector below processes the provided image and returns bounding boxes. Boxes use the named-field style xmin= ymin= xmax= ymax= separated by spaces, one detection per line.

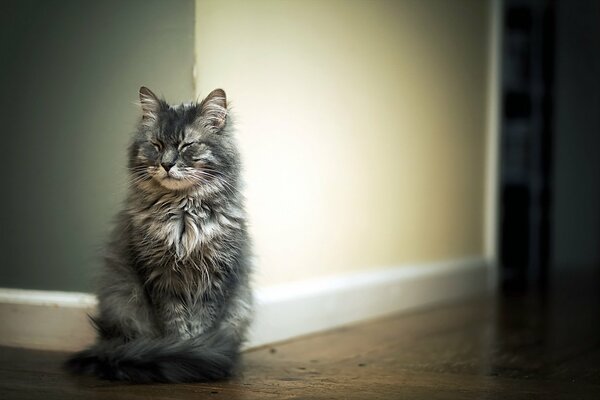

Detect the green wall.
xmin=0 ymin=0 xmax=195 ymax=291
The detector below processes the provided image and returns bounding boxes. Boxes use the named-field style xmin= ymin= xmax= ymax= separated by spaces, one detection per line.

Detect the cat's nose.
xmin=161 ymin=162 xmax=175 ymax=172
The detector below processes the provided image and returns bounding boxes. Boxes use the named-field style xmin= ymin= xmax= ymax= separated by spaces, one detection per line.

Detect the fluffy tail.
xmin=64 ymin=332 xmax=240 ymax=383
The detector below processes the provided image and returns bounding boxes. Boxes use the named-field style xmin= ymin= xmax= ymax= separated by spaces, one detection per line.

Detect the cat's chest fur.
xmin=132 ymin=194 xmax=224 ymax=260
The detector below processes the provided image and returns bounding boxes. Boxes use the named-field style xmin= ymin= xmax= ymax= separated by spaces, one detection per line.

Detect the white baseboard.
xmin=0 ymin=257 xmax=494 ymax=352
xmin=249 ymin=257 xmax=492 ymax=347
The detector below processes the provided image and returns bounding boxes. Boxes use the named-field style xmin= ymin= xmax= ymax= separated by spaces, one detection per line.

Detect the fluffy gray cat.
xmin=65 ymin=87 xmax=252 ymax=383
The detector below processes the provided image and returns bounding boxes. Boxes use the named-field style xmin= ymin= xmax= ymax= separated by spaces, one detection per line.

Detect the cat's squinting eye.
xmin=180 ymin=142 xmax=197 ymax=150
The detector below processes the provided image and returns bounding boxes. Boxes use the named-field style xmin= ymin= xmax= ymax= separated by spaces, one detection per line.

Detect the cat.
xmin=65 ymin=87 xmax=253 ymax=383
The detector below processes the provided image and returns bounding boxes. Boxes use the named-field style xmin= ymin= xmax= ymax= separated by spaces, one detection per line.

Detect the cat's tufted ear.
xmin=139 ymin=86 xmax=162 ymax=121
xmin=198 ymin=88 xmax=227 ymax=133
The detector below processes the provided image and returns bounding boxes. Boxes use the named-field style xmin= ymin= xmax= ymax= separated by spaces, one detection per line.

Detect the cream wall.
xmin=195 ymin=0 xmax=492 ymax=288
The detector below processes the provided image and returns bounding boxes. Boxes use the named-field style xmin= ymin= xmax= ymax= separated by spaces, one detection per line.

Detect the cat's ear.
xmin=198 ymin=89 xmax=227 ymax=133
xmin=139 ymin=86 xmax=162 ymax=121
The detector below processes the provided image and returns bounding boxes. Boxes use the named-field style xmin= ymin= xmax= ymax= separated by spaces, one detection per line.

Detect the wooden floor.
xmin=2 ymin=273 xmax=600 ymax=399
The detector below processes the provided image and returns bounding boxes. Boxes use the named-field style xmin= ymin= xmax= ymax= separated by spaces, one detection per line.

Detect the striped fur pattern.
xmin=65 ymin=87 xmax=253 ymax=383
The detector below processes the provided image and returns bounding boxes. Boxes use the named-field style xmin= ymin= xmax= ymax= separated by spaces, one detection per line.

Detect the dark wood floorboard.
xmin=2 ymin=271 xmax=600 ymax=399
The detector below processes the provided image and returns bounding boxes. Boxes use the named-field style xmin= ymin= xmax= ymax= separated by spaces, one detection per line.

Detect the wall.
xmin=0 ymin=0 xmax=494 ymax=293
xmin=0 ymin=0 xmax=195 ymax=291
xmin=195 ymin=0 xmax=492 ymax=288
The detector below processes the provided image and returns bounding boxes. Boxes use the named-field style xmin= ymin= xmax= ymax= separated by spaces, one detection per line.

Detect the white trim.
xmin=249 ymin=257 xmax=490 ymax=348
xmin=254 ymin=257 xmax=483 ymax=305
xmin=0 ymin=257 xmax=491 ymax=351
xmin=0 ymin=288 xmax=96 ymax=307
xmin=484 ymin=0 xmax=502 ymax=290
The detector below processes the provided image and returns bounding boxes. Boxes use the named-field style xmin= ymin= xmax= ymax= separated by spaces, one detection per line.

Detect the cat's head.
xmin=129 ymin=87 xmax=239 ymax=194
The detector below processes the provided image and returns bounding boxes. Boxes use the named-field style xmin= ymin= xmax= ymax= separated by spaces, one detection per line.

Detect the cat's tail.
xmin=64 ymin=331 xmax=240 ymax=383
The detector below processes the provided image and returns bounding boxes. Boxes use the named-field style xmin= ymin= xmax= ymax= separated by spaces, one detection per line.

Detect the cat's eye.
xmin=180 ymin=141 xmax=197 ymax=150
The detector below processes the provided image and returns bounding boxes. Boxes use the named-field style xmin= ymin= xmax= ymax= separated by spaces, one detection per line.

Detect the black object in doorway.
xmin=499 ymin=0 xmax=555 ymax=290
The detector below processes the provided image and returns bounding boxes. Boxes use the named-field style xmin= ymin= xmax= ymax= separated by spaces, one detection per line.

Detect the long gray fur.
xmin=65 ymin=87 xmax=252 ymax=383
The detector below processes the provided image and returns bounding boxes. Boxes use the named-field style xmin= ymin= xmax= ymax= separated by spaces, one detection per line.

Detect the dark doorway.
xmin=499 ymin=0 xmax=600 ymax=290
